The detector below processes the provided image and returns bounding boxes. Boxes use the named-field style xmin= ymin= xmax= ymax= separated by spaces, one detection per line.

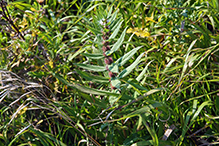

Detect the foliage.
xmin=1 ymin=0 xmax=219 ymax=145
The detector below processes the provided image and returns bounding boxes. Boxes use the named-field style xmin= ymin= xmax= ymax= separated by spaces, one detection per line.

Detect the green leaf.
xmin=82 ymin=53 xmax=104 ymax=59
xmin=75 ymin=70 xmax=109 ymax=83
xmin=109 ymin=95 xmax=120 ymax=106
xmin=114 ymin=102 xmax=164 ymax=121
xmin=48 ymin=9 xmax=56 ymax=21
xmin=141 ymin=114 xmax=159 ymax=146
xmin=109 ymin=20 xmax=124 ymax=39
xmin=116 ymin=46 xmax=142 ymax=67
xmin=126 ymin=79 xmax=148 ymax=91
xmin=177 ymin=110 xmax=193 ymax=145
xmin=105 ymin=27 xmax=128 ymax=56
xmin=131 ymin=140 xmax=175 ymax=146
xmin=163 ymin=57 xmax=178 ymax=73
xmin=79 ymin=92 xmax=107 ymax=108
xmin=72 ymin=82 xmax=117 ymax=96
xmin=108 ymin=63 xmax=119 ymax=73
xmin=136 ymin=60 xmax=153 ymax=82
xmin=107 ymin=5 xmax=113 ymax=19
xmin=190 ymin=44 xmax=219 ymax=72
xmin=85 ymin=3 xmax=106 ymax=13
xmin=118 ymin=52 xmax=145 ymax=78
xmin=74 ymin=63 xmax=106 ymax=72
xmin=11 ymin=2 xmax=31 ymax=10
xmin=111 ymin=17 xmax=122 ymax=31
xmin=110 ymin=78 xmax=121 ymax=89
xmin=190 ymin=101 xmax=212 ymax=122
xmin=108 ymin=9 xmax=119 ymax=23
xmin=179 ymin=39 xmax=197 ymax=83
xmin=86 ymin=25 xmax=102 ymax=35
xmin=53 ymin=73 xmax=118 ymax=96
xmin=179 ymin=95 xmax=209 ymax=145
xmin=68 ymin=48 xmax=85 ymax=62
xmin=29 ymin=127 xmax=67 ymax=146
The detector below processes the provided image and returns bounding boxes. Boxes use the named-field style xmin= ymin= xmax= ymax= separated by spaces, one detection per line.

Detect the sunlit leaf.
xmin=127 ymin=27 xmax=150 ymax=38
xmin=105 ymin=27 xmax=128 ymax=56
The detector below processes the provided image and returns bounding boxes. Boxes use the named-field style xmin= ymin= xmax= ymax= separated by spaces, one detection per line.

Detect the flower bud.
xmin=108 ymin=71 xmax=115 ymax=78
xmin=102 ymin=45 xmax=110 ymax=52
xmin=102 ymin=40 xmax=109 ymax=46
xmin=104 ymin=57 xmax=113 ymax=65
xmin=102 ymin=35 xmax=109 ymax=40
xmin=106 ymin=31 xmax=110 ymax=35
xmin=106 ymin=65 xmax=109 ymax=71
xmin=103 ymin=52 xmax=107 ymax=57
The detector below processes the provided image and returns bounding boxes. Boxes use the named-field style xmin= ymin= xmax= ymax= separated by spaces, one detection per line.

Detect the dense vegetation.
xmin=1 ymin=0 xmax=219 ymax=145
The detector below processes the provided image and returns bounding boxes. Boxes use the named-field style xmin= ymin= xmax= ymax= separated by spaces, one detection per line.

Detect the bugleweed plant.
xmin=1 ymin=0 xmax=219 ymax=145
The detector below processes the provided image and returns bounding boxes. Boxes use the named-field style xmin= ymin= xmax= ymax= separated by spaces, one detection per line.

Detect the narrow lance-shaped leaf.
xmin=75 ymin=70 xmax=109 ymax=83
xmin=110 ymin=17 xmax=122 ymax=33
xmin=118 ymin=52 xmax=145 ymax=78
xmin=29 ymin=127 xmax=67 ymax=146
xmin=111 ymin=102 xmax=164 ymax=122
xmin=108 ymin=63 xmax=119 ymax=73
xmin=177 ymin=101 xmax=212 ymax=145
xmin=190 ymin=44 xmax=219 ymax=72
xmin=68 ymin=47 xmax=85 ymax=62
xmin=79 ymin=92 xmax=108 ymax=108
xmin=141 ymin=114 xmax=159 ymax=146
xmin=74 ymin=63 xmax=106 ymax=72
xmin=53 ymin=73 xmax=118 ymax=96
xmin=74 ymin=3 xmax=106 ymax=25
xmin=179 ymin=39 xmax=197 ymax=83
xmin=177 ymin=111 xmax=193 ymax=145
xmin=70 ymin=82 xmax=119 ymax=96
xmin=136 ymin=59 xmax=153 ymax=82
xmin=108 ymin=9 xmax=119 ymax=24
xmin=116 ymin=46 xmax=142 ymax=67
xmin=85 ymin=3 xmax=106 ymax=13
xmin=86 ymin=25 xmax=102 ymax=35
xmin=163 ymin=57 xmax=178 ymax=73
xmin=105 ymin=27 xmax=128 ymax=56
xmin=126 ymin=79 xmax=148 ymax=91
xmin=109 ymin=20 xmax=123 ymax=39
xmin=190 ymin=101 xmax=212 ymax=123
xmin=82 ymin=53 xmax=104 ymax=59
xmin=107 ymin=5 xmax=113 ymax=19
xmin=110 ymin=77 xmax=121 ymax=89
